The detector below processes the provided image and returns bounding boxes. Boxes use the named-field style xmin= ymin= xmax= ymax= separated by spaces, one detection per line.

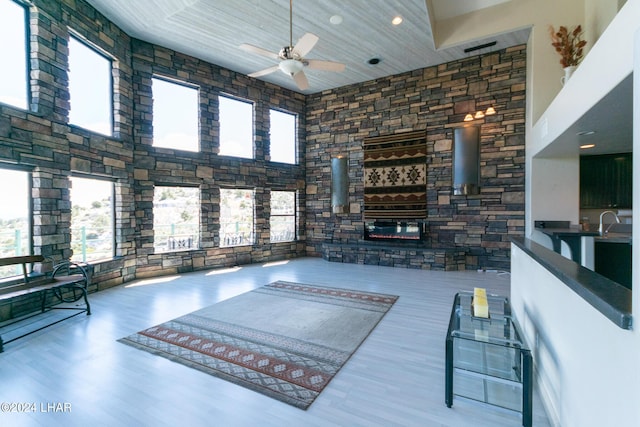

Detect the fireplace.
xmin=364 ymin=221 xmax=425 ymax=242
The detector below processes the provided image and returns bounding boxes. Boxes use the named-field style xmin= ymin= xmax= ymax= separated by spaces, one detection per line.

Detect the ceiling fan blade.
xmin=239 ymin=43 xmax=279 ymax=60
xmin=293 ymin=33 xmax=319 ymax=57
xmin=306 ymin=59 xmax=346 ymax=72
xmin=293 ymin=70 xmax=309 ymax=90
xmin=248 ymin=65 xmax=279 ymax=78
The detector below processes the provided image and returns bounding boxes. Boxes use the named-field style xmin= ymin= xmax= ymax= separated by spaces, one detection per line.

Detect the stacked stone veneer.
xmin=0 ymin=0 xmax=526 ymax=324
xmin=306 ymin=46 xmax=527 ymax=270
xmin=0 ymin=0 xmax=305 ymax=321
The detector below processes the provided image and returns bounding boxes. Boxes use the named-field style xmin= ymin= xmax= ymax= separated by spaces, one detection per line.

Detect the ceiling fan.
xmin=239 ymin=0 xmax=346 ymax=90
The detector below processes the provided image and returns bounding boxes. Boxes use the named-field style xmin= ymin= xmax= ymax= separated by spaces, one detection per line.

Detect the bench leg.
xmin=41 ymin=288 xmax=49 ymax=312
xmin=82 ymin=287 xmax=91 ymax=315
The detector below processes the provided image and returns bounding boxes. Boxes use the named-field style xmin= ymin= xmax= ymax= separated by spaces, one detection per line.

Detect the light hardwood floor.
xmin=0 ymin=258 xmax=551 ymax=427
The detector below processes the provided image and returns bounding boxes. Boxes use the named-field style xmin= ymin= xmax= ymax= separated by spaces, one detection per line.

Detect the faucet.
xmin=598 ymin=210 xmax=620 ymax=235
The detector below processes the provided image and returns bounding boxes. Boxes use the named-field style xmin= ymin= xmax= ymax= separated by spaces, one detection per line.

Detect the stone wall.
xmin=0 ymin=0 xmax=306 ymax=321
xmin=129 ymin=39 xmax=306 ymax=277
xmin=1 ymin=0 xmax=526 ymax=324
xmin=305 ymin=47 xmax=527 ymax=270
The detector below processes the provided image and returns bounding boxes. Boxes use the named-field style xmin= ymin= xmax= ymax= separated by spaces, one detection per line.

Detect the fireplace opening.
xmin=364 ymin=220 xmax=425 ymax=242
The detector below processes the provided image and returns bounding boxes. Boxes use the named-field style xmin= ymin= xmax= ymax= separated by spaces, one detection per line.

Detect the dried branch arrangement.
xmin=549 ymin=25 xmax=587 ymax=68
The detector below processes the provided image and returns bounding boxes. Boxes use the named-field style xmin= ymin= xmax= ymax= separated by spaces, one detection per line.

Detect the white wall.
xmin=512 ymin=1 xmax=640 ymax=425
xmin=511 ymin=245 xmax=640 ymax=427
xmin=585 ymin=0 xmax=623 ymax=43
xmin=525 ymin=0 xmax=640 ymax=238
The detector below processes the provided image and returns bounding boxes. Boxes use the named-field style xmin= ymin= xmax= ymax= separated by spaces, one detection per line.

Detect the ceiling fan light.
xmin=279 ymin=59 xmax=304 ymax=75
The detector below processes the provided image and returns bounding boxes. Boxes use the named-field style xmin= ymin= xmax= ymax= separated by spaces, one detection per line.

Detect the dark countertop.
xmin=594 ymin=232 xmax=633 ymax=244
xmin=534 ymin=221 xmax=600 ymax=263
xmin=537 ymin=227 xmax=599 ymax=237
xmin=511 ymin=236 xmax=632 ymax=330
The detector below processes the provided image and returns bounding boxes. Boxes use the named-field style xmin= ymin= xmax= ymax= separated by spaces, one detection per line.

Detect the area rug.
xmin=118 ymin=281 xmax=398 ymax=409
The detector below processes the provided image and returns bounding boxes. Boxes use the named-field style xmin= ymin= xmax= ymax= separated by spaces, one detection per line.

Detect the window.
xmin=219 ymin=96 xmax=253 ymax=158
xmin=0 ymin=167 xmax=30 ymax=279
xmin=68 ymin=36 xmax=112 ymax=135
xmin=152 ymin=77 xmax=199 ymax=152
xmin=70 ymin=176 xmax=114 ymax=262
xmin=269 ymin=109 xmax=297 ymax=164
xmin=220 ymin=189 xmax=254 ymax=247
xmin=270 ymin=191 xmax=296 ymax=242
xmin=153 ymin=186 xmax=200 ymax=252
xmin=0 ymin=0 xmax=28 ymax=109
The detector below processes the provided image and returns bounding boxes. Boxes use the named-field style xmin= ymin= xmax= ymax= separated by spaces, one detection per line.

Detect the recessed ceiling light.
xmin=367 ymin=57 xmax=381 ymax=65
xmin=580 ymin=144 xmax=596 ymax=149
xmin=329 ymin=15 xmax=343 ymax=25
xmin=392 ymin=16 xmax=403 ymax=25
xmin=577 ymin=130 xmax=596 ymax=136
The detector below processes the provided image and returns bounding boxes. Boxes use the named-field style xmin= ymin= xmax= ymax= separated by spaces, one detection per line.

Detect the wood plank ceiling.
xmin=82 ymin=0 xmax=529 ymax=94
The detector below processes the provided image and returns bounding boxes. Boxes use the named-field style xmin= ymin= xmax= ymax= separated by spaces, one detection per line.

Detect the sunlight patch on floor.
xmin=205 ymin=266 xmax=242 ymax=275
xmin=124 ymin=275 xmax=181 ymax=288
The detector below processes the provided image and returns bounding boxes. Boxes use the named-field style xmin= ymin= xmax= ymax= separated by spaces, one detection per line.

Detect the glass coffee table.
xmin=445 ymin=291 xmax=532 ymax=427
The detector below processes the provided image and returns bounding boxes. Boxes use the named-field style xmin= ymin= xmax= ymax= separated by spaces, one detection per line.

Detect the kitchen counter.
xmin=534 ymin=220 xmax=599 ymax=263
xmin=595 ymin=232 xmax=633 ymax=244
xmin=512 ymin=237 xmax=632 ymax=329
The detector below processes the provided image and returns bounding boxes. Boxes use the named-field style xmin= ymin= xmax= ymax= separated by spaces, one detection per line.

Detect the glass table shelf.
xmin=445 ymin=291 xmax=532 ymax=427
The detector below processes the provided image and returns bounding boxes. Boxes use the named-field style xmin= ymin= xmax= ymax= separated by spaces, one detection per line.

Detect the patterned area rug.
xmin=118 ymin=281 xmax=398 ymax=409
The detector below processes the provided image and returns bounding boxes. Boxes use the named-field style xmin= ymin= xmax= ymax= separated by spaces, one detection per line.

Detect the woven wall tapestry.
xmin=363 ymin=130 xmax=427 ymax=219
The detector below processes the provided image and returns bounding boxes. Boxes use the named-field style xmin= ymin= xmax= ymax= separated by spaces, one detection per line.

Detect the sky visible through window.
xmin=0 ymin=169 xmax=28 ymax=221
xmin=270 ymin=109 xmax=296 ymax=164
xmin=152 ymin=77 xmax=199 ymax=151
xmin=219 ymin=96 xmax=254 ymax=158
xmin=68 ymin=36 xmax=112 ymax=135
xmin=0 ymin=0 xmax=27 ymax=109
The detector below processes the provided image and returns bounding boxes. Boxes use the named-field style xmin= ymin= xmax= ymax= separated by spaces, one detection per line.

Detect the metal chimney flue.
xmin=453 ymin=126 xmax=480 ymax=195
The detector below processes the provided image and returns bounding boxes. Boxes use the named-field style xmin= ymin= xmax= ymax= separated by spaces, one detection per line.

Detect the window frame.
xmin=0 ymin=163 xmax=33 ymax=282
xmin=69 ymin=174 xmax=116 ymax=263
xmin=219 ymin=187 xmax=256 ymax=248
xmin=67 ymin=32 xmax=114 ymax=136
xmin=151 ymin=75 xmax=201 ymax=152
xmin=269 ymin=190 xmax=297 ymax=243
xmin=269 ymin=108 xmax=298 ymax=165
xmin=218 ymin=94 xmax=255 ymax=159
xmin=152 ymin=184 xmax=201 ymax=253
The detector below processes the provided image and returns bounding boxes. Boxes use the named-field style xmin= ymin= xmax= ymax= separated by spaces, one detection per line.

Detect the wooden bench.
xmin=0 ymin=255 xmax=91 ymax=352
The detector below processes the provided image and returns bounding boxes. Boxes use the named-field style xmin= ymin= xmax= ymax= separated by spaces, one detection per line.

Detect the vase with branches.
xmin=549 ymin=25 xmax=587 ymax=68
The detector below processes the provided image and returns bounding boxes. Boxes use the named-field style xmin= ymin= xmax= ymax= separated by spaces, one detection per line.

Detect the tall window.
xmin=152 ymin=77 xmax=199 ymax=152
xmin=153 ymin=186 xmax=200 ymax=252
xmin=0 ymin=167 xmax=30 ymax=279
xmin=269 ymin=109 xmax=297 ymax=164
xmin=68 ymin=36 xmax=112 ymax=135
xmin=220 ymin=188 xmax=254 ymax=247
xmin=0 ymin=0 xmax=28 ymax=109
xmin=219 ymin=96 xmax=253 ymax=158
xmin=70 ymin=176 xmax=114 ymax=262
xmin=270 ymin=191 xmax=296 ymax=242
